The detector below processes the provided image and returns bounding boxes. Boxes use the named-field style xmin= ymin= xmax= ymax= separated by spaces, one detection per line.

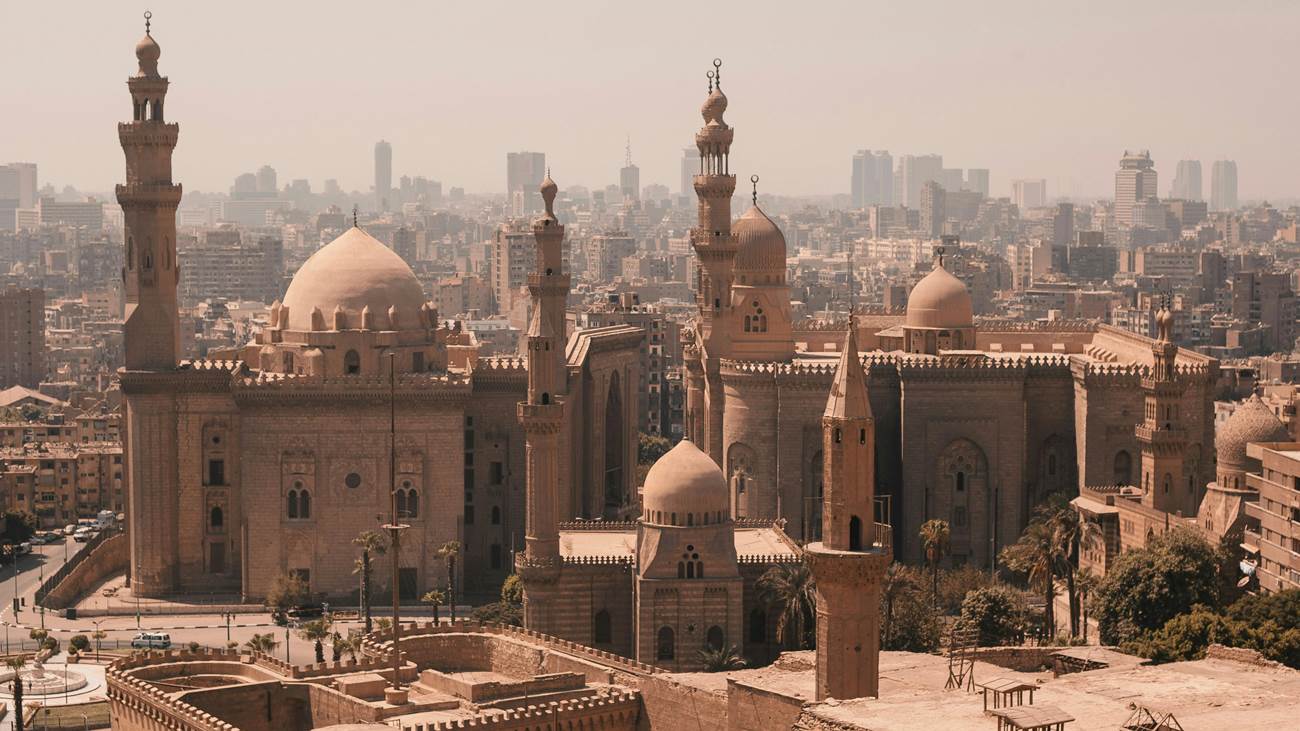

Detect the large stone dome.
xmin=1216 ymin=394 xmax=1288 ymax=471
xmin=734 ymin=204 xmax=787 ymax=278
xmin=643 ymin=440 xmax=730 ymax=521
xmin=280 ymin=227 xmax=428 ymax=332
xmin=905 ymin=263 xmax=973 ymax=330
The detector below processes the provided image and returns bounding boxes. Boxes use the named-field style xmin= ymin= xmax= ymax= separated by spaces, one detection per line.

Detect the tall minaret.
xmin=1137 ymin=305 xmax=1191 ymax=515
xmin=118 ymin=11 xmax=181 ymax=370
xmin=516 ymin=174 xmax=567 ymax=630
xmin=806 ymin=310 xmax=891 ymax=700
xmin=688 ymin=59 xmax=738 ymax=465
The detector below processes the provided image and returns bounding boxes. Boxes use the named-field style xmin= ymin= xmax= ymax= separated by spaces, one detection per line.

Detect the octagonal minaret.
xmin=806 ymin=320 xmax=892 ymax=700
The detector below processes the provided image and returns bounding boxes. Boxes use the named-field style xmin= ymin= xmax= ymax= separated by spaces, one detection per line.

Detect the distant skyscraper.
xmin=374 ymin=140 xmax=392 ymax=211
xmin=256 ymin=165 xmax=277 ymax=194
xmin=850 ymin=150 xmax=893 ymax=208
xmin=965 ymin=169 xmax=989 ymax=197
xmin=940 ymin=168 xmax=964 ymax=193
xmin=231 ymin=172 xmax=257 ymax=196
xmin=4 ymin=163 xmax=37 ymax=208
xmin=506 ymin=151 xmax=546 ymax=213
xmin=1170 ymin=160 xmax=1201 ymax=201
xmin=1011 ymin=179 xmax=1047 ymax=210
xmin=620 ymin=138 xmax=640 ymax=202
xmin=1211 ymin=160 xmax=1238 ymax=212
xmin=680 ymin=148 xmax=700 ymax=197
xmin=1114 ymin=150 xmax=1157 ymax=226
xmin=1052 ymin=202 xmax=1074 ymax=271
xmin=919 ymin=180 xmax=945 ymax=238
xmin=895 ymin=154 xmax=943 ymax=207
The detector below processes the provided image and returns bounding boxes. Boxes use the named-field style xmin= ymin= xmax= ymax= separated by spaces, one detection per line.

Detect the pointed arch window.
xmin=657 ymin=626 xmax=675 ymax=660
xmin=209 ymin=505 xmax=223 ymax=531
xmin=594 ymin=610 xmax=612 ymax=645
xmin=344 ymin=350 xmax=361 ymax=375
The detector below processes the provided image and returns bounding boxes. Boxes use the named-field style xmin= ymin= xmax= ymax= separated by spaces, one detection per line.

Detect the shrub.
xmin=884 ymin=587 xmax=941 ymax=652
xmin=1092 ymin=527 xmax=1223 ymax=645
xmin=955 ymin=586 xmax=1025 ymax=647
xmin=937 ymin=565 xmax=992 ymax=615
xmin=69 ymin=635 xmax=90 ymax=653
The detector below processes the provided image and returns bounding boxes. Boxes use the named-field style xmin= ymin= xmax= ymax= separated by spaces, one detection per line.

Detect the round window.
xmin=345 ymin=472 xmax=362 ymax=489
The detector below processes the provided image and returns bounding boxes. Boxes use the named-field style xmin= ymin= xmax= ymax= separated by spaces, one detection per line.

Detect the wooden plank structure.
xmin=989 ymin=704 xmax=1074 ymax=731
xmin=945 ymin=626 xmax=979 ymax=691
xmin=1121 ymin=705 xmax=1186 ymax=731
xmin=976 ymin=676 xmax=1037 ymax=713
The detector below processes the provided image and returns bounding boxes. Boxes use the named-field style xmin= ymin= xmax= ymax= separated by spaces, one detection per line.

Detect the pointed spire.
xmin=825 ymin=325 xmax=871 ymax=420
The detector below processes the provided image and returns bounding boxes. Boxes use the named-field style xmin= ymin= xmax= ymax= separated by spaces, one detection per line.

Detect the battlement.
xmin=976 ymin=318 xmax=1100 ymax=333
xmin=737 ymin=553 xmax=804 ymax=564
xmin=559 ymin=519 xmax=639 ymax=531
xmin=108 ymin=649 xmax=246 ymax=731
xmin=400 ymin=689 xmax=640 ymax=731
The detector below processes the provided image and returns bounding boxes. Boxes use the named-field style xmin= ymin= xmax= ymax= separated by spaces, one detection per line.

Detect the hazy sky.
xmin=6 ymin=1 xmax=1297 ymax=201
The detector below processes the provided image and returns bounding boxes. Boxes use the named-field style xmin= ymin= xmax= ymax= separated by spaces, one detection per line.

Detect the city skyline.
xmin=6 ymin=1 xmax=1297 ymax=201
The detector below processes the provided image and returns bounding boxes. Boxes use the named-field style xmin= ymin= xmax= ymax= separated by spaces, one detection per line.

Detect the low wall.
xmin=418 ymin=668 xmax=584 ymax=703
xmin=638 ymin=674 xmax=728 ymax=731
xmin=42 ymin=532 xmax=128 ymax=610
xmin=970 ymin=646 xmax=1060 ymax=672
xmin=399 ymin=690 xmax=641 ymax=731
xmin=727 ymin=678 xmax=806 ymax=731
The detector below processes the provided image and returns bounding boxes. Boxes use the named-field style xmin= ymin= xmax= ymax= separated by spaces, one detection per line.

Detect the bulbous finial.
xmin=540 ymin=170 xmax=558 ymax=216
xmin=135 ymin=11 xmax=161 ymax=76
xmin=750 ymin=175 xmax=759 ymax=205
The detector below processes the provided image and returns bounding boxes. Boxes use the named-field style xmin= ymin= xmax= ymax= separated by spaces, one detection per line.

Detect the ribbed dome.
xmin=905 ymin=263 xmax=973 ymax=329
xmin=281 ymin=227 xmax=427 ymax=332
xmin=643 ymin=440 xmax=730 ymax=519
xmin=1216 ymin=394 xmax=1288 ymax=470
xmin=734 ymin=205 xmax=787 ymax=277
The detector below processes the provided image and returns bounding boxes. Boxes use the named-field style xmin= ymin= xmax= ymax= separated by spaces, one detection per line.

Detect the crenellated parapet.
xmin=399 ymin=689 xmax=641 ymax=731
xmin=977 ymin=318 xmax=1100 ymax=333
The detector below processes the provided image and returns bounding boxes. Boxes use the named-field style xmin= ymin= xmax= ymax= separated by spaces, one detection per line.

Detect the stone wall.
xmin=42 ymin=532 xmax=128 ymax=610
xmin=638 ymin=674 xmax=728 ymax=731
xmin=399 ymin=691 xmax=641 ymax=731
xmin=727 ymin=678 xmax=806 ymax=731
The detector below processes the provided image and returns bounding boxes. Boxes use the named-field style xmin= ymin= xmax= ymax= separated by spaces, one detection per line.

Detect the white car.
xmin=63 ymin=525 xmax=77 ymax=536
xmin=130 ymin=632 xmax=171 ymax=649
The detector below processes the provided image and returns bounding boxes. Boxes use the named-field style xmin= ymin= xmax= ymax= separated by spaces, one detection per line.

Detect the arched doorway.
xmin=1113 ymin=450 xmax=1132 ymax=485
xmin=604 ymin=371 xmax=624 ymax=513
xmin=936 ymin=438 xmax=990 ymax=567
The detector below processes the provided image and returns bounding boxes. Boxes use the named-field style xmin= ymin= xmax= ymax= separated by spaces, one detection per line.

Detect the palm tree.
xmin=352 ymin=530 xmax=387 ymax=633
xmin=436 ymin=541 xmax=462 ymax=620
xmin=421 ymin=588 xmax=447 ymax=624
xmin=1044 ymin=498 xmax=1103 ymax=638
xmin=881 ymin=562 xmax=918 ymax=648
xmin=297 ymin=619 xmax=332 ymax=664
xmin=697 ymin=645 xmax=747 ymax=672
xmin=1074 ymin=567 xmax=1099 ymax=645
xmin=757 ymin=562 xmax=817 ymax=650
xmin=243 ymin=632 xmax=279 ymax=655
xmin=919 ymin=519 xmax=950 ymax=608
xmin=999 ymin=518 xmax=1066 ymax=641
xmin=7 ymin=656 xmax=25 ymax=731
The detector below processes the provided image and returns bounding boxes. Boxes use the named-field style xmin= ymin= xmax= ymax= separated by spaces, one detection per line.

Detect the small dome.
xmin=1216 ymin=394 xmax=1288 ymax=470
xmin=701 ymin=87 xmax=728 ymax=123
xmin=733 ymin=205 xmax=787 ymax=277
xmin=643 ymin=440 xmax=729 ymax=519
xmin=905 ymin=262 xmax=973 ymax=330
xmin=281 ymin=228 xmax=427 ymax=332
xmin=136 ymin=34 xmax=160 ymax=63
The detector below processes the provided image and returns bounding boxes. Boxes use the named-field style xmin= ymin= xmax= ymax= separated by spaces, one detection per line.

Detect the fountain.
xmin=0 ymin=658 xmax=88 ymax=696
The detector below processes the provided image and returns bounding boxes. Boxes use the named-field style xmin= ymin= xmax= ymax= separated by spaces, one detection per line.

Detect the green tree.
xmin=757 ymin=562 xmax=817 ymax=650
xmin=264 ymin=573 xmax=310 ymax=624
xmin=500 ymin=574 xmax=523 ymax=606
xmin=881 ymin=563 xmax=919 ymax=647
xmin=955 ymin=586 xmax=1026 ymax=647
xmin=8 ymin=656 xmax=25 ymax=731
xmin=1074 ymin=568 xmax=1100 ymax=644
xmin=421 ymin=588 xmax=446 ymax=624
xmin=1 ymin=510 xmax=36 ymax=546
xmin=936 ymin=565 xmax=992 ymax=615
xmin=470 ymin=600 xmax=522 ymax=626
xmin=298 ymin=618 xmax=333 ymax=664
xmin=1040 ymin=493 xmax=1102 ymax=639
xmin=243 ymin=632 xmax=279 ymax=654
xmin=697 ymin=645 xmax=747 ymax=672
xmin=638 ymin=433 xmax=672 ymax=464
xmin=436 ymin=541 xmax=462 ymax=620
xmin=69 ymin=635 xmax=90 ymax=654
xmin=1000 ymin=518 xmax=1066 ymax=640
xmin=1124 ymin=606 xmax=1252 ymax=663
xmin=1092 ymin=526 xmax=1224 ymax=645
xmin=919 ymin=519 xmax=950 ymax=608
xmin=352 ymin=530 xmax=387 ymax=633
xmin=883 ymin=578 xmax=941 ymax=652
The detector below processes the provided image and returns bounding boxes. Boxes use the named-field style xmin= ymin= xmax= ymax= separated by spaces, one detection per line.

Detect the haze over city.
xmin=6 ymin=0 xmax=1298 ymax=200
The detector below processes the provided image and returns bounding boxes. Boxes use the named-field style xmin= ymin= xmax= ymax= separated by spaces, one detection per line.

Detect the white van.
xmin=130 ymin=632 xmax=171 ymax=649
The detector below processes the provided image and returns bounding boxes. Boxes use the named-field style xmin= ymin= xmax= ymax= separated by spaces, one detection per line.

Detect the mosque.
xmin=118 ymin=24 xmax=642 ymax=601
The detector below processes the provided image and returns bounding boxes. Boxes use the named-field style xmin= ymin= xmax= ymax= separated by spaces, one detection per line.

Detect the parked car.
xmin=287 ymin=603 xmax=325 ymax=621
xmin=42 ymin=532 xmax=63 ymax=544
xmin=63 ymin=525 xmax=77 ymax=536
xmin=130 ymin=632 xmax=171 ymax=649
xmin=72 ymin=529 xmax=92 ymax=543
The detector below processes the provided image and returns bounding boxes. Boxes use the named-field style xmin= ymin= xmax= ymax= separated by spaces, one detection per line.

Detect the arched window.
xmin=849 ymin=515 xmax=863 ymax=551
xmin=594 ymin=610 xmax=612 ymax=644
xmin=344 ymin=350 xmax=361 ymax=375
xmin=696 ymin=561 xmax=704 ymax=578
xmin=749 ymin=608 xmax=767 ymax=644
xmin=491 ymin=506 xmax=501 ymax=525
xmin=657 ymin=626 xmax=675 ymax=660
xmin=210 ymin=506 xmax=223 ymax=530
xmin=301 ymin=490 xmax=311 ymax=519
xmin=1047 ymin=454 xmax=1057 ymax=476
xmin=1114 ymin=450 xmax=1133 ymax=485
xmin=677 ymin=562 xmax=686 ymax=578
xmin=407 ymin=489 xmax=418 ymax=518
xmin=541 ymin=392 xmax=550 ymax=405
xmin=287 ymin=490 xmax=299 ymax=519
xmin=490 ymin=544 xmax=502 ymax=569
xmin=687 ymin=513 xmax=694 ymax=527
xmin=686 ymin=562 xmax=695 ymax=579
xmin=1163 ymin=474 xmax=1172 ymax=494
xmin=283 ymin=352 xmax=294 ymax=373
xmin=706 ymin=625 xmax=724 ymax=651
xmin=955 ymin=472 xmax=966 ymax=492
xmin=396 ymin=489 xmax=407 ymax=517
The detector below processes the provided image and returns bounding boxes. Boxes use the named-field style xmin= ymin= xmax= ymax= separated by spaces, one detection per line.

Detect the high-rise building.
xmin=965 ymin=168 xmax=989 ymax=197
xmin=940 ymin=168 xmax=964 ymax=193
xmin=1170 ymin=160 xmax=1201 ymax=201
xmin=374 ymin=140 xmax=392 ymax=211
xmin=895 ymin=154 xmax=943 ymax=207
xmin=37 ymin=196 xmax=105 ymax=229
xmin=1211 ymin=160 xmax=1238 ymax=212
xmin=1052 ymin=202 xmax=1074 ymax=271
xmin=919 ymin=180 xmax=945 ymax=238
xmin=0 ymin=287 xmax=45 ymax=388
xmin=850 ymin=150 xmax=893 ymax=208
xmin=1114 ymin=150 xmax=1157 ymax=226
xmin=256 ymin=165 xmax=277 ymax=194
xmin=0 ymin=163 xmax=37 ymax=211
xmin=680 ymin=148 xmax=700 ymax=197
xmin=619 ymin=139 xmax=640 ymax=202
xmin=507 ymin=151 xmax=546 ymax=214
xmin=1011 ymin=178 xmax=1047 ymax=210
xmin=490 ymin=220 xmax=535 ymax=317
xmin=231 ymin=173 xmax=257 ymax=195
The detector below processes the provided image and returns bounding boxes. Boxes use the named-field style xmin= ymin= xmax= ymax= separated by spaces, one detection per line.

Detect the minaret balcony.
xmin=115 ymin=183 xmax=182 ymax=206
xmin=1135 ymin=425 xmax=1187 ymax=444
